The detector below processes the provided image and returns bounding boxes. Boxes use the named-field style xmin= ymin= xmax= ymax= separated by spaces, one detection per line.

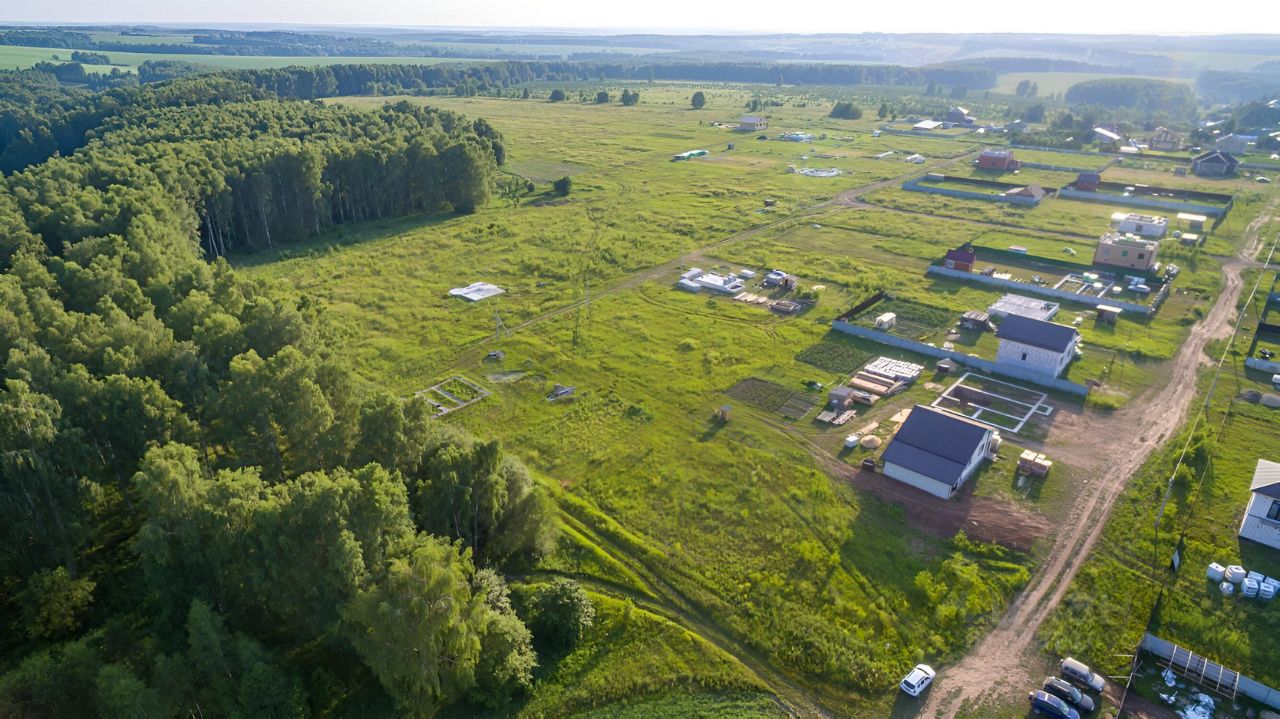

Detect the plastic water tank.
xmin=1260 ymin=582 xmax=1277 ymax=601
xmin=1220 ymin=581 xmax=1235 ymax=596
xmin=1248 ymin=570 xmax=1265 ymax=583
xmin=1242 ymin=578 xmax=1260 ymax=598
xmin=1207 ymin=562 xmax=1225 ymax=582
xmin=1225 ymin=565 xmax=1247 ymax=584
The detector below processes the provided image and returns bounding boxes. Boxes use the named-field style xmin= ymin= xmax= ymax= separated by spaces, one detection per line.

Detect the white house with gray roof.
xmin=995 ymin=315 xmax=1080 ymax=378
xmin=1239 ymin=459 xmax=1280 ymax=550
xmin=881 ymin=405 xmax=995 ymax=500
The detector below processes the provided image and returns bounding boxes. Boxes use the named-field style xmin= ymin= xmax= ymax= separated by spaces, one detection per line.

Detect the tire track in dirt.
xmin=919 ymin=201 xmax=1276 ymax=717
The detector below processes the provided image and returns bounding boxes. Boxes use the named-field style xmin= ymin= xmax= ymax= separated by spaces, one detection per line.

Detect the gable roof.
xmin=980 ymin=149 xmax=1012 ymax=159
xmin=1094 ymin=127 xmax=1122 ymax=142
xmin=882 ymin=406 xmax=991 ymax=487
xmin=1251 ymin=459 xmax=1280 ymax=499
xmin=1005 ymin=184 xmax=1046 ymax=199
xmin=945 ymin=247 xmax=975 ymax=263
xmin=996 ymin=314 xmax=1078 ymax=353
xmin=1193 ymin=150 xmax=1239 ymax=166
xmin=1077 ymin=171 xmax=1102 ymax=184
xmin=739 ymin=116 xmax=765 ymax=123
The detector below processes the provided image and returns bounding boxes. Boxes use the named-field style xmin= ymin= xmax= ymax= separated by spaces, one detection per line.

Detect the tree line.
xmin=0 ymin=73 xmax=572 ymax=716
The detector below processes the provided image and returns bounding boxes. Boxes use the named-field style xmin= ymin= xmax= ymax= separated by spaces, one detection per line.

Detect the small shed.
xmin=1096 ymin=304 xmax=1122 ymax=324
xmin=677 ymin=279 xmax=701 ymax=293
xmin=874 ymin=312 xmax=897 ymax=330
xmin=829 ymin=386 xmax=858 ymax=410
xmin=1176 ymin=213 xmax=1208 ymax=232
xmin=716 ymin=404 xmax=733 ymax=421
xmin=763 ymin=198 xmax=777 ymax=207
xmin=944 ymin=244 xmax=976 ymax=272
xmin=936 ymin=358 xmax=958 ymax=374
xmin=960 ymin=310 xmax=990 ymax=331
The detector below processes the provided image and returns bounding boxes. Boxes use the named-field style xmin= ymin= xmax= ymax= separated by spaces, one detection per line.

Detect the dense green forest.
xmin=1063 ymin=77 xmax=1196 ymax=114
xmin=0 ymin=70 xmax=562 ymax=717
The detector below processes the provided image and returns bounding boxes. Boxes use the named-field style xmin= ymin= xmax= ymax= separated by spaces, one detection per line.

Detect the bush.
xmin=552 ymin=176 xmax=572 ymax=197
xmin=529 ymin=579 xmax=595 ymax=650
xmin=548 ymin=89 xmax=566 ymax=102
xmin=691 ymin=91 xmax=706 ymax=110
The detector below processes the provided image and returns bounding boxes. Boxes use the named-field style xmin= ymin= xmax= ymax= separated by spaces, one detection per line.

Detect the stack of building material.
xmin=864 ymin=357 xmax=925 ymax=383
xmin=1017 ymin=449 xmax=1053 ymax=477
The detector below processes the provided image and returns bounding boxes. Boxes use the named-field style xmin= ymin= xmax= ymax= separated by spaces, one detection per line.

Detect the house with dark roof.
xmin=1074 ymin=172 xmax=1102 ymax=191
xmin=995 ymin=315 xmax=1080 ymax=378
xmin=1148 ymin=126 xmax=1182 ymax=152
xmin=881 ymin=405 xmax=995 ymax=499
xmin=1192 ymin=150 xmax=1239 ymax=177
xmin=944 ymin=243 xmax=976 ymax=272
xmin=946 ymin=107 xmax=974 ymax=126
xmin=1239 ymin=459 xmax=1280 ymax=550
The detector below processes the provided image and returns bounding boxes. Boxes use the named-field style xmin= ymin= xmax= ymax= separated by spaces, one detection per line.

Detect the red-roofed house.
xmin=977 ymin=149 xmax=1020 ymax=171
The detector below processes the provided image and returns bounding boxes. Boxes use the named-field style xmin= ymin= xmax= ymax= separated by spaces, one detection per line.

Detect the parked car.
xmin=1060 ymin=657 xmax=1106 ymax=693
xmin=1028 ymin=690 xmax=1080 ymax=719
xmin=1043 ymin=676 xmax=1096 ymax=712
xmin=899 ymin=664 xmax=935 ymax=697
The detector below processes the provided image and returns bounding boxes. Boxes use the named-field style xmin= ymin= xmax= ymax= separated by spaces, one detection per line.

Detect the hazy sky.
xmin=9 ymin=0 xmax=1277 ymax=35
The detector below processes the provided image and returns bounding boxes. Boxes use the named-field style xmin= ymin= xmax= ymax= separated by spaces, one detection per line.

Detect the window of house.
xmin=1121 ymin=250 xmax=1129 ymax=257
xmin=1138 ymin=253 xmax=1145 ymax=260
xmin=1021 ymin=352 xmax=1028 ymax=361
xmin=1268 ymin=499 xmax=1280 ymax=521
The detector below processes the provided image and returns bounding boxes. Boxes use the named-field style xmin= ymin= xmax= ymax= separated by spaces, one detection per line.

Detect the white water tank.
xmin=1206 ymin=563 xmax=1225 ymax=582
xmin=1220 ymin=581 xmax=1235 ymax=596
xmin=1260 ymin=582 xmax=1277 ymax=601
xmin=1225 ymin=565 xmax=1247 ymax=584
xmin=1242 ymin=578 xmax=1260 ymax=598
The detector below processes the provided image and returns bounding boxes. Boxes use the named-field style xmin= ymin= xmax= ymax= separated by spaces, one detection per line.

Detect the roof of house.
xmin=739 ymin=116 xmax=766 ymax=123
xmin=882 ymin=406 xmax=991 ymax=487
xmin=1005 ymin=184 xmax=1046 ymax=199
xmin=1094 ymin=127 xmax=1122 ymax=141
xmin=980 ymin=149 xmax=1013 ymax=158
xmin=1251 ymin=459 xmax=1280 ymax=499
xmin=1077 ymin=172 xmax=1102 ymax=183
xmin=996 ymin=314 xmax=1078 ymax=353
xmin=946 ymin=247 xmax=976 ymax=262
xmin=1193 ymin=150 xmax=1239 ymax=166
xmin=949 ymin=106 xmax=970 ymax=115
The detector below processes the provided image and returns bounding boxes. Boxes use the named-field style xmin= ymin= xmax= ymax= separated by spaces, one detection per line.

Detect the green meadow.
xmin=239 ymin=87 xmax=1276 ymax=714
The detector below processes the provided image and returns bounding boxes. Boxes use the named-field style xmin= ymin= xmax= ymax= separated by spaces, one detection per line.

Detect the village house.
xmin=1004 ymin=184 xmax=1046 ymax=201
xmin=1093 ymin=232 xmax=1159 ymax=271
xmin=881 ymin=405 xmax=996 ymax=500
xmin=1074 ymin=172 xmax=1102 ymax=191
xmin=1093 ymin=127 xmax=1123 ymax=146
xmin=944 ymin=243 xmax=976 ymax=272
xmin=946 ymin=107 xmax=974 ymax=126
xmin=977 ymin=149 xmax=1019 ymax=171
xmin=1147 ymin=126 xmax=1182 ymax=152
xmin=1192 ymin=150 xmax=1239 ymax=177
xmin=737 ymin=116 xmax=768 ymax=132
xmin=995 ymin=314 xmax=1080 ymax=378
xmin=1214 ymin=133 xmax=1253 ymax=155
xmin=1238 ymin=459 xmax=1280 ymax=550
xmin=1111 ymin=212 xmax=1168 ymax=238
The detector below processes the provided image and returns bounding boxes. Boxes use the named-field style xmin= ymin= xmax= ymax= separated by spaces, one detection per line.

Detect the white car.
xmin=899 ymin=664 xmax=936 ymax=696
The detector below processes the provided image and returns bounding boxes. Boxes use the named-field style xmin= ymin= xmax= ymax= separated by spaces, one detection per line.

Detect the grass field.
xmin=237 ymin=85 xmax=1278 ymax=714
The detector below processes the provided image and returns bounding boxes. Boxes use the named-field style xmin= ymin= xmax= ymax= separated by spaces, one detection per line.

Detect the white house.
xmin=881 ymin=405 xmax=995 ymax=500
xmin=1239 ymin=459 xmax=1280 ymax=550
xmin=995 ymin=315 xmax=1080 ymax=378
xmin=1111 ymin=212 xmax=1168 ymax=238
xmin=738 ymin=116 xmax=769 ymax=132
xmin=1215 ymin=133 xmax=1253 ymax=155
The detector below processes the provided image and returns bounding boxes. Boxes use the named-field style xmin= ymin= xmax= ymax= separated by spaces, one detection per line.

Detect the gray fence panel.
xmin=829 ymin=320 xmax=1090 ymax=396
xmin=1057 ymin=188 xmax=1226 ymax=217
xmin=902 ymin=178 xmax=1043 ymax=206
xmin=926 ymin=265 xmax=1155 ymax=316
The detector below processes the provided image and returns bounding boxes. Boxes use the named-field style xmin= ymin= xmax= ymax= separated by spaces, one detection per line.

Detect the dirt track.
xmin=918 ymin=202 xmax=1277 ymax=718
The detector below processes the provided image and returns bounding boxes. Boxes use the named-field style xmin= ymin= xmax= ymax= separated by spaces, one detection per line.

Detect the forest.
xmin=0 ymin=71 xmax=560 ymax=717
xmin=1063 ymin=77 xmax=1197 ymax=114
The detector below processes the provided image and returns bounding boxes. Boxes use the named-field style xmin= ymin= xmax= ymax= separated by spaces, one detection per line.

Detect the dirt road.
xmin=918 ymin=202 xmax=1277 ymax=717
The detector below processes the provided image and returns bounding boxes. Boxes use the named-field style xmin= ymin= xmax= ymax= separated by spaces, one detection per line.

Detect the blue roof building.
xmin=881 ymin=406 xmax=995 ymax=499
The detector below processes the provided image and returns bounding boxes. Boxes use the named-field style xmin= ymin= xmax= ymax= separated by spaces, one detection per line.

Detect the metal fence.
xmin=1140 ymin=633 xmax=1280 ymax=709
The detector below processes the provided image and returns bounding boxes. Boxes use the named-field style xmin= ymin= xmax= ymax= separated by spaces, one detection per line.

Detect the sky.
xmin=8 ymin=0 xmax=1278 ymax=35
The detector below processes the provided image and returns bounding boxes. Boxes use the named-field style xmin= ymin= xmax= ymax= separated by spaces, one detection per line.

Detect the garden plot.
xmin=932 ymin=372 xmax=1048 ymax=434
xmin=726 ymin=377 xmax=819 ymax=419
